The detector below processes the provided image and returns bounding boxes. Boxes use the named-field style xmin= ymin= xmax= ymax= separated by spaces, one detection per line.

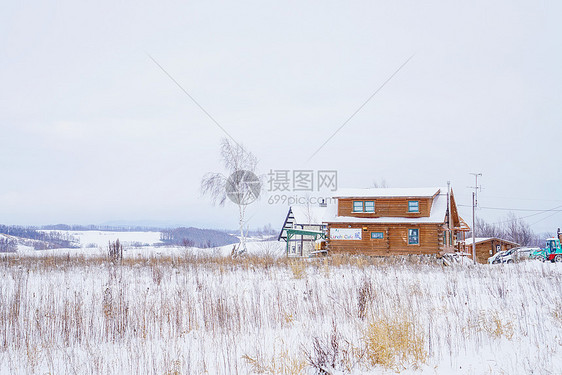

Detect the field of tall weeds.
xmin=0 ymin=251 xmax=560 ymax=374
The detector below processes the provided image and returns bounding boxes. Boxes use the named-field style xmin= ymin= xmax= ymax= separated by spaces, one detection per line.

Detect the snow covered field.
xmin=1 ymin=234 xmax=561 ymax=374
xmin=68 ymin=230 xmax=164 ymax=248
xmin=26 ymin=230 xmax=283 ymax=258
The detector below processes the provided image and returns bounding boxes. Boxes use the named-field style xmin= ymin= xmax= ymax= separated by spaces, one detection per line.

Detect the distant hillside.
xmin=0 ymin=225 xmax=78 ymax=250
xmin=160 ymin=227 xmax=239 ymax=248
xmin=0 ymin=234 xmax=17 ymax=253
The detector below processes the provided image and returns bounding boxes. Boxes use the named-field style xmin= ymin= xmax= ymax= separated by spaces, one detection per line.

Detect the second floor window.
xmin=408 ymin=200 xmax=419 ymax=212
xmin=364 ymin=201 xmax=375 ymax=212
xmin=353 ymin=201 xmax=363 ymax=212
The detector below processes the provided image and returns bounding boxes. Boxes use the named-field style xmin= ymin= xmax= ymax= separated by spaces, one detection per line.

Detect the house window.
xmin=408 ymin=200 xmax=419 ymax=213
xmin=408 ymin=229 xmax=419 ymax=245
xmin=371 ymin=232 xmax=384 ymax=239
xmin=364 ymin=201 xmax=375 ymax=212
xmin=352 ymin=201 xmax=363 ymax=212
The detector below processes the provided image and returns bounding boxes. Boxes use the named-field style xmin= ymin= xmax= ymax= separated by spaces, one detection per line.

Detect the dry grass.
xmin=304 ymin=323 xmax=364 ymax=373
xmin=364 ymin=316 xmax=427 ymax=371
xmin=551 ymin=302 xmax=562 ymax=325
xmin=243 ymin=348 xmax=306 ymax=375
xmin=0 ymin=251 xmax=559 ymax=374
xmin=289 ymin=260 xmax=307 ymax=279
xmin=467 ymin=311 xmax=515 ymax=340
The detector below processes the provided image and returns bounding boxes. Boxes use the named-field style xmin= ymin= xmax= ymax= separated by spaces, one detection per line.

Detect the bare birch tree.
xmin=371 ymin=179 xmax=389 ymax=188
xmin=201 ymin=138 xmax=261 ymax=256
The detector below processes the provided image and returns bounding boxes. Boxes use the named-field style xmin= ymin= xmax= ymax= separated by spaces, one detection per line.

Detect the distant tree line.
xmin=160 ymin=227 xmax=239 ymax=248
xmin=0 ymin=236 xmax=17 ymax=253
xmin=41 ymin=224 xmax=164 ymax=232
xmin=472 ymin=214 xmax=545 ymax=247
xmin=246 ymin=223 xmax=277 ymax=237
xmin=0 ymin=225 xmax=78 ymax=250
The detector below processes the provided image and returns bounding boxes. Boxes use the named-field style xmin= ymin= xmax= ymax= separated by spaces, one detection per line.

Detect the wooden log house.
xmin=323 ymin=187 xmax=465 ymax=256
xmin=465 ymin=237 xmax=520 ymax=264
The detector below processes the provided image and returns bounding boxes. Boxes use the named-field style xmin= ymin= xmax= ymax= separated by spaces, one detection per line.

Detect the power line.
xmin=459 ymin=197 xmax=562 ymax=228
xmin=458 ymin=204 xmax=562 ymax=212
xmin=529 ymin=211 xmax=562 ymax=227
xmin=479 ymin=194 xmax=562 ymax=203
xmin=489 ymin=204 xmax=562 ymax=225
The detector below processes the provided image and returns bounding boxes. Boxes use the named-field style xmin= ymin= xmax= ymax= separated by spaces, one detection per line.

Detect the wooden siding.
xmin=472 ymin=239 xmax=519 ymax=264
xmin=337 ymin=198 xmax=433 ymax=218
xmin=327 ymin=223 xmax=443 ymax=256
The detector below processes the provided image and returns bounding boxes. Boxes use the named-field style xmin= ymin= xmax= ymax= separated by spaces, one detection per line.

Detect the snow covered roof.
xmin=464 ymin=237 xmax=494 ymax=245
xmin=323 ymin=189 xmax=448 ymax=224
xmin=465 ymin=237 xmax=520 ymax=246
xmin=333 ymin=187 xmax=441 ymax=199
xmin=278 ymin=204 xmax=332 ymax=241
xmin=290 ymin=205 xmax=330 ymax=225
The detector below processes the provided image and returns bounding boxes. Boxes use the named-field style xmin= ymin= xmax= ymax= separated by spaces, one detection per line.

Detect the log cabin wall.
xmin=474 ymin=243 xmax=492 ymax=264
xmin=337 ymin=198 xmax=433 ymax=218
xmin=327 ymin=223 xmax=442 ymax=256
xmin=473 ymin=240 xmax=519 ymax=264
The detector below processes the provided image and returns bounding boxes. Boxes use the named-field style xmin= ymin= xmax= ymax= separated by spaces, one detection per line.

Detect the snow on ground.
xmin=39 ymin=230 xmax=164 ymax=249
xmin=69 ymin=230 xmax=164 ymax=248
xmin=215 ymin=239 xmax=286 ymax=257
xmin=1 ymin=231 xmax=561 ymax=374
xmin=15 ymin=230 xmax=285 ymax=259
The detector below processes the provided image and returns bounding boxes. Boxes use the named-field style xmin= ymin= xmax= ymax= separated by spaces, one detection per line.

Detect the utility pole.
xmin=469 ymin=173 xmax=482 ymax=265
xmin=447 ymin=181 xmax=452 ymax=230
xmin=447 ymin=181 xmax=452 ymax=252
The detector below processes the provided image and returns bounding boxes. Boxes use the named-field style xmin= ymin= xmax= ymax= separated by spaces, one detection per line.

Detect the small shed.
xmin=284 ymin=229 xmax=326 ymax=257
xmin=465 ymin=237 xmax=520 ymax=264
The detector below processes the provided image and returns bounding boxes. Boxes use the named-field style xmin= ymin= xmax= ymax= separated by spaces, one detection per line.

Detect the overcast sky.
xmin=1 ymin=1 xmax=561 ymax=233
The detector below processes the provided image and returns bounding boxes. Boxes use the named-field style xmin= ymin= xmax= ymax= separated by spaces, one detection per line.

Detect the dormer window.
xmin=353 ymin=201 xmax=363 ymax=212
xmin=364 ymin=201 xmax=375 ymax=212
xmin=408 ymin=200 xmax=419 ymax=213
